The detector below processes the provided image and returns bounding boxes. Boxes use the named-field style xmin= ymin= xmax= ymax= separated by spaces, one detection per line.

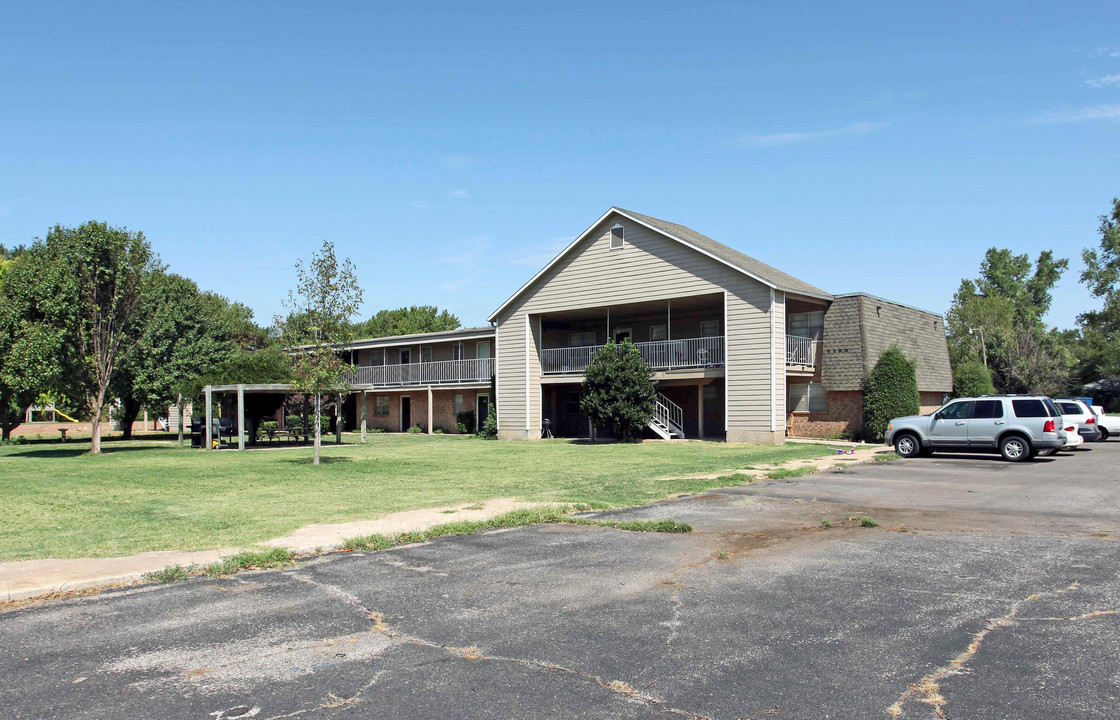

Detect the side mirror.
xmin=933 ymin=412 xmax=942 ymax=421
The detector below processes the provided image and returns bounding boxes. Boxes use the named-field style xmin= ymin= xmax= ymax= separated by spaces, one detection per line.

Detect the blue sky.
xmin=2 ymin=1 xmax=1118 ymax=330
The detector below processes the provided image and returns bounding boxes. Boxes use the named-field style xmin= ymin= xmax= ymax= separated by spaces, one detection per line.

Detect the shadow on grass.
xmin=3 ymin=445 xmax=172 ymax=459
xmin=280 ymin=455 xmax=354 ymax=465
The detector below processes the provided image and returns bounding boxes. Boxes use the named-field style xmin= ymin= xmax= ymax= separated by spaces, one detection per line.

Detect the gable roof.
xmin=488 ymin=207 xmax=832 ymax=321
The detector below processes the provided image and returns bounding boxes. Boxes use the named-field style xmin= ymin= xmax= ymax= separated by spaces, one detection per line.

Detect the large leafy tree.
xmin=112 ymin=272 xmax=255 ymax=441
xmin=0 ymin=246 xmax=69 ymax=439
xmin=1077 ymin=197 xmax=1120 ymax=382
xmin=579 ymin=340 xmax=656 ymax=441
xmin=946 ymin=247 xmax=1071 ymax=394
xmin=354 ymin=305 xmax=460 ymax=338
xmin=45 ymin=222 xmax=158 ymax=454
xmin=277 ymin=240 xmax=363 ymax=465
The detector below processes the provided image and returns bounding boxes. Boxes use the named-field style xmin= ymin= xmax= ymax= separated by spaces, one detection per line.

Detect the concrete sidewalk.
xmin=1 ymin=445 xmax=889 ymax=605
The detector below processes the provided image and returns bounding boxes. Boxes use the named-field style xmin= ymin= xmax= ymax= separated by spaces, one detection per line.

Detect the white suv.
xmin=1053 ymin=399 xmax=1103 ymax=443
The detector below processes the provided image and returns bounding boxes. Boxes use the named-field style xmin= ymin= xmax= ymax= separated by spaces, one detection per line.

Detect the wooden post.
xmin=237 ymin=384 xmax=245 ymax=451
xmin=204 ymin=387 xmax=213 ymax=450
xmin=360 ymin=390 xmax=367 ymax=443
xmin=427 ymin=386 xmax=433 ymax=434
xmin=697 ymin=384 xmax=704 ymax=440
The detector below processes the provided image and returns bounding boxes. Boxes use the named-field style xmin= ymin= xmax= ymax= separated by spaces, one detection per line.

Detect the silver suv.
xmin=884 ymin=395 xmax=1067 ymax=462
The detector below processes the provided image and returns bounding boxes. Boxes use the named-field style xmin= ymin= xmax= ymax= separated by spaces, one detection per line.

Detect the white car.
xmin=1092 ymin=406 xmax=1119 ymax=440
xmin=1053 ymin=399 xmax=1103 ymax=442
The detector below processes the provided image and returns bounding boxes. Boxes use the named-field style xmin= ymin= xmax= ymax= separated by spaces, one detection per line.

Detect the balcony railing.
xmin=541 ymin=337 xmax=724 ymax=375
xmin=344 ymin=357 xmax=494 ymax=387
xmin=786 ymin=335 xmax=817 ymax=366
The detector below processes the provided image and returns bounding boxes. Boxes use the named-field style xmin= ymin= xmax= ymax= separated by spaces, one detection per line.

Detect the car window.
xmin=939 ymin=401 xmax=972 ymax=420
xmin=971 ymin=400 xmax=1004 ymax=419
xmin=1058 ymin=402 xmax=1083 ymax=415
xmin=1012 ymin=399 xmax=1048 ymax=418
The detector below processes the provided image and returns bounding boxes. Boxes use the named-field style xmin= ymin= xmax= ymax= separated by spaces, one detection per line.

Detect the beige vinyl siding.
xmin=772 ymin=291 xmax=786 ymax=431
xmin=496 ymin=317 xmax=527 ymax=437
xmin=494 ymin=214 xmax=780 ymax=440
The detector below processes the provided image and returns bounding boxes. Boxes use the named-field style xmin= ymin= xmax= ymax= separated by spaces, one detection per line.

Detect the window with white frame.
xmin=789 ymin=383 xmax=827 ymax=413
xmin=569 ymin=331 xmax=597 ymax=347
xmin=454 ymin=394 xmax=464 ymax=415
xmin=700 ymin=320 xmax=720 ymax=337
xmin=369 ymin=348 xmax=386 ymax=366
xmin=372 ymin=396 xmax=390 ymax=416
xmin=650 ymin=324 xmax=667 ymax=342
xmin=609 ymin=224 xmax=624 ymax=250
xmin=789 ymin=311 xmax=824 ymax=341
xmin=453 ymin=342 xmax=464 ymax=361
xmin=420 ymin=345 xmax=432 ymax=363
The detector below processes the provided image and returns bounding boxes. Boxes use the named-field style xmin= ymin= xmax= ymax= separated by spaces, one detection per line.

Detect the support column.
xmin=336 ymin=393 xmax=343 ymax=444
xmin=360 ymin=390 xmax=367 ymax=443
xmin=697 ymin=384 xmax=704 ymax=440
xmin=237 ymin=384 xmax=245 ymax=451
xmin=427 ymin=386 xmax=433 ymax=434
xmin=204 ymin=387 xmax=213 ymax=450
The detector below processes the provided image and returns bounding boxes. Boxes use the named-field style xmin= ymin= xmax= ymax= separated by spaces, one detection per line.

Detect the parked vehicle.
xmin=1037 ymin=416 xmax=1083 ymax=456
xmin=1091 ymin=406 xmax=1119 ymax=440
xmin=885 ymin=395 xmax=1067 ymax=462
xmin=1053 ymin=399 xmax=1103 ymax=442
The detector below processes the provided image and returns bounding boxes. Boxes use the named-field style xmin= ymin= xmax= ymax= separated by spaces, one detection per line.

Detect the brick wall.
xmin=790 ymin=389 xmax=948 ymax=439
xmin=358 ymin=389 xmax=485 ymax=433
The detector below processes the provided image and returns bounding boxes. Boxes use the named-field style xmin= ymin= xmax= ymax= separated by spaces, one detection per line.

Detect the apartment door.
xmin=400 ymin=397 xmax=411 ymax=431
xmin=477 ymin=395 xmax=489 ymax=429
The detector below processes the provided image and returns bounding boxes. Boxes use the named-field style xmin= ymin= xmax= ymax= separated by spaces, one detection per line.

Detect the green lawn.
xmin=0 ymin=434 xmax=832 ymax=561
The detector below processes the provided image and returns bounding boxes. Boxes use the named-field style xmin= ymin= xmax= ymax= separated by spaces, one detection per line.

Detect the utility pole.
xmin=969 ymin=326 xmax=987 ymax=369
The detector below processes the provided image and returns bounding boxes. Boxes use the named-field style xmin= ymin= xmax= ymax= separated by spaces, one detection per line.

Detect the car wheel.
xmin=894 ymin=433 xmax=922 ymax=458
xmin=1036 ymin=447 xmax=1058 ymax=457
xmin=1098 ymin=428 xmax=1110 ymax=441
xmin=1000 ymin=435 xmax=1030 ymax=462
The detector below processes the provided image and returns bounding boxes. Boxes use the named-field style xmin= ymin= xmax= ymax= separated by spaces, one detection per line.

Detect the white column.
xmin=360 ymin=390 xmax=367 ymax=443
xmin=697 ymin=384 xmax=704 ymax=440
xmin=427 ymin=386 xmax=433 ymax=434
xmin=335 ymin=393 xmax=344 ymax=444
xmin=204 ymin=387 xmax=213 ymax=451
xmin=237 ymin=384 xmax=245 ymax=451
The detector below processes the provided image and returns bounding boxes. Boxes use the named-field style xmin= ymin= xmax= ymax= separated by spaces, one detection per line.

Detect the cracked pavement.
xmin=3 ymin=445 xmax=1119 ymax=719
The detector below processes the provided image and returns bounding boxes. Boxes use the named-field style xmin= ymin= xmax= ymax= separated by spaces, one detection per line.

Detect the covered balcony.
xmin=539 ymin=294 xmax=725 ymax=376
xmin=785 ymin=298 xmax=826 ymax=369
xmin=344 ymin=357 xmax=494 ymax=387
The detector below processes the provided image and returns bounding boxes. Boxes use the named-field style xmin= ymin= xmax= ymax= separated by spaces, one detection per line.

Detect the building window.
xmin=454 ymin=394 xmax=464 ymax=415
xmin=789 ymin=383 xmax=827 ymax=413
xmin=453 ymin=342 xmax=464 ymax=361
xmin=700 ymin=320 xmax=720 ymax=337
xmin=789 ymin=311 xmax=824 ymax=341
xmin=650 ymin=324 xmax=667 ymax=342
xmin=420 ymin=345 xmax=432 ymax=363
xmin=369 ymin=348 xmax=386 ymax=366
xmin=703 ymin=384 xmax=718 ymax=402
xmin=372 ymin=396 xmax=390 ymax=416
xmin=569 ymin=331 xmax=597 ymax=347
xmin=609 ymin=224 xmax=625 ymax=250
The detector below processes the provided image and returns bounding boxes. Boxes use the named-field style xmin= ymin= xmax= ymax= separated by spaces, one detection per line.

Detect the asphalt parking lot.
xmin=3 ymin=444 xmax=1119 ymax=719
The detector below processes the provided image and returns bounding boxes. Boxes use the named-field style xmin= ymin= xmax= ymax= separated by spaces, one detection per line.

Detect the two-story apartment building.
xmin=326 ymin=207 xmax=950 ymax=443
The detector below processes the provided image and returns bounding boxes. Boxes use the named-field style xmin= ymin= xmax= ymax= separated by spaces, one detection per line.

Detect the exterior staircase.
xmin=649 ymin=393 xmax=686 ymax=439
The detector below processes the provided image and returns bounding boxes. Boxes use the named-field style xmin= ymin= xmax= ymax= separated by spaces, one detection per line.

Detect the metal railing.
xmin=786 ymin=335 xmax=817 ymax=366
xmin=344 ymin=357 xmax=495 ymax=387
xmin=541 ymin=337 xmax=725 ymax=375
xmin=653 ymin=392 xmax=684 ymax=436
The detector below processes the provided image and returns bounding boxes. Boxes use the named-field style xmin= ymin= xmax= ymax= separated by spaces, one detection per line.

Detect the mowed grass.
xmin=0 ymin=434 xmax=832 ymax=561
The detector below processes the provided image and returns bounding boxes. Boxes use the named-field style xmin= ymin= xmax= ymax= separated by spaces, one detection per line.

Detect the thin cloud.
xmin=447 ymin=189 xmax=471 ymax=200
xmin=436 ymin=237 xmax=489 ymax=292
xmin=1086 ymin=74 xmax=1120 ymax=88
xmin=1031 ymin=104 xmax=1120 ymax=124
xmin=508 ymin=236 xmax=575 ymax=268
xmin=737 ymin=121 xmax=887 ymax=148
